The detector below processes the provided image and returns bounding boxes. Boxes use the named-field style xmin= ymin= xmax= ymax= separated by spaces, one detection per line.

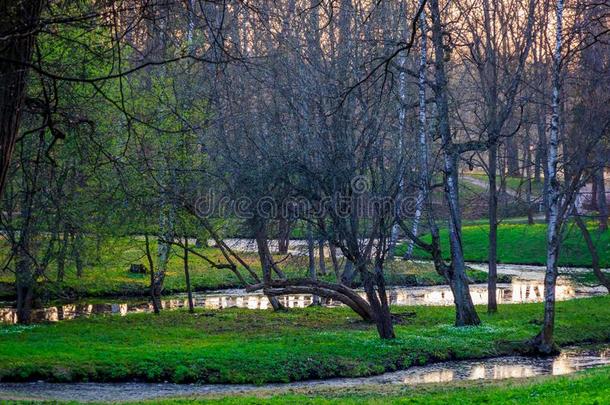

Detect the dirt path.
xmin=461 ymin=175 xmax=519 ymax=197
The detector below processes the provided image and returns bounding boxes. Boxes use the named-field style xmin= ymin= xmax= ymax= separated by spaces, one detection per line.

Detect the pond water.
xmin=0 ymin=277 xmax=605 ymax=324
xmin=0 ymin=345 xmax=608 ymax=402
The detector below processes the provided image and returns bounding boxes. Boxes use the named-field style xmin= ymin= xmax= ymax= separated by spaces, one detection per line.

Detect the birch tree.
xmin=530 ymin=0 xmax=563 ymax=354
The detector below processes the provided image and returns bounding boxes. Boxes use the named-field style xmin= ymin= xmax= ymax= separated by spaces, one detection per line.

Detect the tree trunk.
xmin=277 ymin=217 xmax=291 ymax=254
xmin=534 ymin=141 xmax=542 ymax=184
xmin=404 ymin=199 xmax=423 ymax=259
xmin=144 ymin=234 xmax=162 ymax=314
xmin=388 ymin=18 xmax=410 ymax=259
xmin=56 ymin=227 xmax=69 ymax=282
xmin=72 ymin=231 xmax=84 ymax=278
xmin=530 ymin=0 xmax=563 ymax=355
xmin=329 ymin=241 xmax=341 ymax=282
xmin=360 ymin=264 xmax=395 ymax=339
xmin=317 ymin=239 xmax=327 ymax=276
xmin=430 ymin=0 xmax=480 ymax=326
xmin=488 ymin=142 xmax=498 ymax=313
xmin=261 ymin=278 xmax=374 ymax=322
xmin=306 ymin=223 xmax=320 ymax=305
xmin=574 ymin=215 xmax=610 ymax=293
xmin=537 ymin=115 xmax=549 ymax=219
xmin=525 ymin=133 xmax=535 ymax=225
xmin=403 ymin=8 xmax=428 ymax=261
xmin=155 ymin=215 xmax=172 ymax=306
xmin=597 ymin=167 xmax=608 ymax=231
xmin=15 ymin=189 xmax=35 ymax=324
xmin=183 ymin=237 xmax=194 ymax=313
xmin=15 ymin=253 xmax=34 ymax=324
xmin=591 ymin=173 xmax=599 ymax=210
xmin=0 ymin=0 xmax=43 ymax=198
xmin=506 ymin=137 xmax=520 ymax=177
xmin=340 ymin=259 xmax=356 ymax=286
xmin=254 ymin=221 xmax=284 ymax=311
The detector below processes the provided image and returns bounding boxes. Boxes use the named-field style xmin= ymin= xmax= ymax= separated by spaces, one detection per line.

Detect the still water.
xmin=0 ymin=277 xmax=604 ymax=324
xmin=0 ymin=345 xmax=608 ymax=402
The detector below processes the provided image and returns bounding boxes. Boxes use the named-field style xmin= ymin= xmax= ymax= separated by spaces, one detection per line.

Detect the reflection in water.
xmin=394 ymin=346 xmax=610 ymax=385
xmin=0 ymin=346 xmax=608 ymax=402
xmin=0 ymin=278 xmax=603 ymax=324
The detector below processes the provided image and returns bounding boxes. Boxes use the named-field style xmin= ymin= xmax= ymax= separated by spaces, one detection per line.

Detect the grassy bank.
xmin=1 ymin=295 xmax=609 ymax=384
xmin=400 ymin=223 xmax=610 ymax=267
xmin=0 ymin=238 xmax=493 ymax=301
xmin=155 ymin=366 xmax=610 ymax=404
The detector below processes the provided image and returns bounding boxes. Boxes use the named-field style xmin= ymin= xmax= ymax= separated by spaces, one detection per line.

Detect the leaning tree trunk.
xmin=260 ymin=278 xmax=375 ymax=322
xmin=574 ymin=215 xmax=610 ymax=293
xmin=530 ymin=0 xmax=563 ymax=355
xmin=0 ymin=0 xmax=43 ymax=198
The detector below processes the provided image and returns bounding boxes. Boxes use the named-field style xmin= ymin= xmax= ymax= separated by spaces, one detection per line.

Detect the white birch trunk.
xmin=404 ymin=5 xmax=428 ymax=259
xmin=533 ymin=0 xmax=563 ymax=354
xmin=388 ymin=1 xmax=412 ymax=259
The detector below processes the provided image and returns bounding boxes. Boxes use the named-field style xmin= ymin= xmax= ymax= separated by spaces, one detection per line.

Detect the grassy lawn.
xmin=155 ymin=366 xmax=610 ymax=404
xmin=0 ymin=238 xmax=492 ymax=301
xmin=400 ymin=223 xmax=610 ymax=267
xmin=1 ymin=295 xmax=609 ymax=384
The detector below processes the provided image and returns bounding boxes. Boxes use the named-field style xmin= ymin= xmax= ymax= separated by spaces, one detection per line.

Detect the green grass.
xmin=150 ymin=366 xmax=610 ymax=404
xmin=0 ymin=237 xmax=492 ymax=301
xmin=400 ymin=223 xmax=610 ymax=267
xmin=1 ymin=295 xmax=609 ymax=384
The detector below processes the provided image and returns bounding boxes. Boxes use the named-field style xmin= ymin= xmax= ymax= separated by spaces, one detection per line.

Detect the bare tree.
xmin=456 ymin=0 xmax=536 ymax=313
